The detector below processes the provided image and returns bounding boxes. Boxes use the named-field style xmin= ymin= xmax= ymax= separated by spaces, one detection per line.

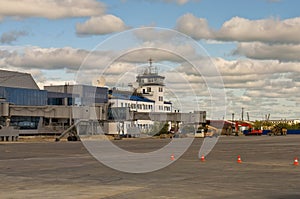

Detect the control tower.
xmin=136 ymin=59 xmax=165 ymax=112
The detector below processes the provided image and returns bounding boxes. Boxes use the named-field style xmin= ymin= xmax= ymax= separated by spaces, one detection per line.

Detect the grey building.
xmin=0 ymin=69 xmax=39 ymax=90
xmin=45 ymin=84 xmax=108 ymax=106
xmin=0 ymin=69 xmax=109 ymax=132
xmin=0 ymin=69 xmax=47 ymax=106
xmin=0 ymin=69 xmax=47 ymax=128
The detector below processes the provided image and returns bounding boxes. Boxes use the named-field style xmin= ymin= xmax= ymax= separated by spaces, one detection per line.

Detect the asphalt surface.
xmin=1 ymin=135 xmax=300 ymax=199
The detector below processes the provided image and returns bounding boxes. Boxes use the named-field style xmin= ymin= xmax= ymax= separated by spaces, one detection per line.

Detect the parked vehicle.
xmin=232 ymin=121 xmax=263 ymax=136
xmin=194 ymin=129 xmax=204 ymax=138
xmin=268 ymin=126 xmax=287 ymax=136
xmin=200 ymin=125 xmax=219 ymax=138
xmin=244 ymin=129 xmax=263 ymax=136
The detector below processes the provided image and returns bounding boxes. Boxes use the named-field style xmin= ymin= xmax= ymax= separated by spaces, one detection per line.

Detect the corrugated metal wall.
xmin=0 ymin=86 xmax=47 ymax=106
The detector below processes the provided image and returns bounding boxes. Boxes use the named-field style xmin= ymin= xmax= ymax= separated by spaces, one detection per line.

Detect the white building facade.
xmin=107 ymin=59 xmax=172 ymax=136
xmin=136 ymin=59 xmax=169 ymax=112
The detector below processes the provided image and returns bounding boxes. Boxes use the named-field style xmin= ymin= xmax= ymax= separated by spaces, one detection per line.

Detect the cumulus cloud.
xmin=76 ymin=15 xmax=129 ymax=35
xmin=216 ymin=17 xmax=300 ymax=43
xmin=133 ymin=27 xmax=183 ymax=42
xmin=0 ymin=46 xmax=115 ymax=71
xmin=3 ymin=47 xmax=88 ymax=70
xmin=175 ymin=14 xmax=300 ymax=44
xmin=1 ymin=44 xmax=300 ymax=119
xmin=118 ymin=49 xmax=182 ymax=63
xmin=0 ymin=46 xmax=147 ymax=86
xmin=224 ymin=77 xmax=300 ymax=120
xmin=117 ymin=45 xmax=197 ymax=64
xmin=1 ymin=46 xmax=295 ymax=89
xmin=214 ymin=58 xmax=300 ymax=75
xmin=0 ymin=0 xmax=105 ymax=19
xmin=215 ymin=58 xmax=300 ymax=118
xmin=233 ymin=42 xmax=300 ymax=62
xmin=0 ymin=30 xmax=28 ymax=44
xmin=174 ymin=57 xmax=300 ymax=108
xmin=175 ymin=13 xmax=213 ymax=40
xmin=126 ymin=27 xmax=211 ymax=63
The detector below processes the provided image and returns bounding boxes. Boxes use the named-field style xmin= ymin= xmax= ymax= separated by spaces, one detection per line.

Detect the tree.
xmin=149 ymin=122 xmax=169 ymax=136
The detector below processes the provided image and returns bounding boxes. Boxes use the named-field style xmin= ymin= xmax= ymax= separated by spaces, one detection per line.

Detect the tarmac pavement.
xmin=1 ymin=135 xmax=300 ymax=198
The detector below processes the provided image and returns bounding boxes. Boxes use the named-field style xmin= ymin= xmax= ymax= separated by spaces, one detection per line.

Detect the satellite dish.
xmin=92 ymin=76 xmax=106 ymax=87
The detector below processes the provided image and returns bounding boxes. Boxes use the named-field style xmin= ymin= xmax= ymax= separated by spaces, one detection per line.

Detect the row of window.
xmin=137 ymin=123 xmax=152 ymax=129
xmin=121 ymin=102 xmax=153 ymax=110
xmin=123 ymin=123 xmax=153 ymax=129
xmin=158 ymin=106 xmax=171 ymax=111
xmin=120 ymin=102 xmax=171 ymax=112
xmin=139 ymin=78 xmax=164 ymax=84
xmin=146 ymin=87 xmax=163 ymax=92
xmin=165 ymin=106 xmax=171 ymax=111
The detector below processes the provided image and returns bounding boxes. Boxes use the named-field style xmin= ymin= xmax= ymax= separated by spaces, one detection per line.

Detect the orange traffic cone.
xmin=294 ymin=157 xmax=299 ymax=166
xmin=170 ymin=154 xmax=175 ymax=161
xmin=200 ymin=155 xmax=206 ymax=162
xmin=237 ymin=155 xmax=242 ymax=163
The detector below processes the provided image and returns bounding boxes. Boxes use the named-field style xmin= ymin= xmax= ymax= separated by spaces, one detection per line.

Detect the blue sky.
xmin=0 ymin=0 xmax=300 ymax=120
xmin=2 ymin=0 xmax=298 ymax=49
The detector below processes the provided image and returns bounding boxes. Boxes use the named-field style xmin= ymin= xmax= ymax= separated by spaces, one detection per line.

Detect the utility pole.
xmin=241 ymin=107 xmax=244 ymax=121
xmin=232 ymin=113 xmax=235 ymax=133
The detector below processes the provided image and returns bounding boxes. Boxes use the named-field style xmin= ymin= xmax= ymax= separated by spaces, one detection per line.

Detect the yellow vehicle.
xmin=195 ymin=125 xmax=218 ymax=138
xmin=268 ymin=126 xmax=287 ymax=136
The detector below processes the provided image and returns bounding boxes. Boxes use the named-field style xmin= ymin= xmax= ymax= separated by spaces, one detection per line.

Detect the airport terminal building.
xmin=0 ymin=64 xmax=176 ymax=136
xmin=0 ymin=69 xmax=108 ymax=132
xmin=108 ymin=60 xmax=173 ymax=135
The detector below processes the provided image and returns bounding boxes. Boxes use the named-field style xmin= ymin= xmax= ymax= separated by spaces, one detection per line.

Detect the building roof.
xmin=137 ymin=74 xmax=165 ymax=79
xmin=44 ymin=84 xmax=108 ymax=93
xmin=109 ymin=89 xmax=155 ymax=103
xmin=0 ymin=69 xmax=39 ymax=90
xmin=164 ymin=101 xmax=172 ymax=105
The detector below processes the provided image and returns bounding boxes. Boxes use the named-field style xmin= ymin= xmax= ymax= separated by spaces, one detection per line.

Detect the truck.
xmin=234 ymin=121 xmax=262 ymax=136
xmin=267 ymin=125 xmax=287 ymax=136
xmin=243 ymin=129 xmax=263 ymax=136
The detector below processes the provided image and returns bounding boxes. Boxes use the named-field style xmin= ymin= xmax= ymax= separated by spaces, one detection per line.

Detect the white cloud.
xmin=2 ymin=46 xmax=298 ymax=91
xmin=175 ymin=14 xmax=300 ymax=44
xmin=174 ymin=57 xmax=300 ymax=113
xmin=3 ymin=47 xmax=87 ymax=70
xmin=214 ymin=58 xmax=300 ymax=75
xmin=76 ymin=15 xmax=129 ymax=35
xmin=213 ymin=58 xmax=300 ymax=119
xmin=0 ymin=46 xmax=116 ymax=71
xmin=234 ymin=42 xmax=300 ymax=62
xmin=0 ymin=46 xmax=147 ymax=86
xmin=216 ymin=17 xmax=300 ymax=43
xmin=118 ymin=46 xmax=196 ymax=64
xmin=2 ymin=44 xmax=300 ymax=120
xmin=175 ymin=13 xmax=212 ymax=40
xmin=0 ymin=0 xmax=105 ymax=19
xmin=133 ymin=27 xmax=183 ymax=42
